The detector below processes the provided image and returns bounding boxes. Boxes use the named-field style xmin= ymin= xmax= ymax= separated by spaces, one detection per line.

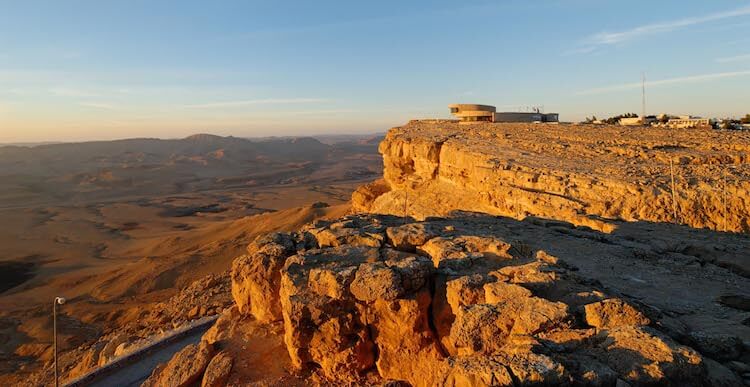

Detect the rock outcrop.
xmin=143 ymin=341 xmax=215 ymax=387
xmin=147 ymin=122 xmax=750 ymax=386
xmin=353 ymin=120 xmax=750 ymax=233
xmin=219 ymin=213 xmax=721 ymax=386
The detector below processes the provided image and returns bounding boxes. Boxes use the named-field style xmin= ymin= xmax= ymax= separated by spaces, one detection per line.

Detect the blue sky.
xmin=1 ymin=0 xmax=749 ymax=142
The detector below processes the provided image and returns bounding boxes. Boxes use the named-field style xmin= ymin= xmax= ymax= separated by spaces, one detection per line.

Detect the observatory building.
xmin=449 ymin=104 xmax=559 ymax=123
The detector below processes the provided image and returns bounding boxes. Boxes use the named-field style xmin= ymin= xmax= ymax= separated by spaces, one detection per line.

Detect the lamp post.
xmin=53 ymin=296 xmax=66 ymax=387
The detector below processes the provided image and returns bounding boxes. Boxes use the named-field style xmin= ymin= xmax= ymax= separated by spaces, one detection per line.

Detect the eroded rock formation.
xmin=147 ymin=121 xmax=750 ymax=386
xmin=216 ymin=214 xmax=724 ymax=386
xmin=353 ymin=121 xmax=750 ymax=233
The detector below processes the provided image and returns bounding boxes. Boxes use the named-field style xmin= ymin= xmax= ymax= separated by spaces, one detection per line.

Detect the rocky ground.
xmin=140 ymin=121 xmax=750 ymax=386
xmin=146 ymin=212 xmax=750 ymax=386
xmin=354 ymin=120 xmax=750 ymax=233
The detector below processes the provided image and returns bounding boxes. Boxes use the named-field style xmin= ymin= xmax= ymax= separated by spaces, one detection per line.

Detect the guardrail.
xmin=64 ymin=314 xmax=219 ymax=387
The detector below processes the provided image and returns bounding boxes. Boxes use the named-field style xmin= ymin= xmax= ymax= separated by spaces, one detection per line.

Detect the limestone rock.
xmin=279 ymin=246 xmax=379 ymax=379
xmin=491 ymin=261 xmax=559 ymax=290
xmin=278 ymin=241 xmax=443 ymax=385
xmin=212 ymin=215 xmax=716 ymax=385
xmin=483 ymin=281 xmax=532 ymax=304
xmin=231 ymin=232 xmax=297 ymax=322
xmin=363 ymin=120 xmax=750 ymax=233
xmin=97 ymin=333 xmax=129 ymax=366
xmin=418 ymin=236 xmax=513 ymax=272
xmin=553 ymin=352 xmax=618 ymax=387
xmin=202 ymin=306 xmax=239 ymax=345
xmin=363 ymin=288 xmax=444 ymax=383
xmin=352 ymin=179 xmax=391 ymax=213
xmin=201 ymin=351 xmax=233 ymax=387
xmin=450 ymin=296 xmax=569 ymax=355
xmin=145 ymin=340 xmax=215 ymax=387
xmin=67 ymin=341 xmax=106 ymax=380
xmin=688 ymin=330 xmax=744 ymax=361
xmin=591 ymin=326 xmax=704 ymax=385
xmin=495 ymin=352 xmax=567 ymax=385
xmin=309 ymin=216 xmax=389 ymax=248
xmin=350 ymin=262 xmax=404 ymax=302
xmin=439 ymin=355 xmax=514 ymax=386
xmin=446 ymin=274 xmax=490 ymax=314
xmin=386 ymin=223 xmax=441 ymax=252
xmin=583 ymin=298 xmax=651 ymax=329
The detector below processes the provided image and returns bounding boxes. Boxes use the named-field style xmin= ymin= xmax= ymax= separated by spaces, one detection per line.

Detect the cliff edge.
xmin=354 ymin=120 xmax=750 ymax=233
xmin=142 ymin=121 xmax=750 ymax=386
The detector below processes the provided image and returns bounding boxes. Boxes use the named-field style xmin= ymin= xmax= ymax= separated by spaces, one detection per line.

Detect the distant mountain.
xmin=0 ymin=133 xmax=382 ymax=207
xmin=0 ymin=134 xmax=332 ymax=170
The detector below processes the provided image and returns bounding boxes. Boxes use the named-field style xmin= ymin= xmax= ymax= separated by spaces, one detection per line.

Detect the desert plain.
xmin=0 ymin=133 xmax=383 ymax=385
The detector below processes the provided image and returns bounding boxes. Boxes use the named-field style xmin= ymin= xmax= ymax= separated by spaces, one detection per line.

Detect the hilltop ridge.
xmin=354 ymin=120 xmax=750 ymax=233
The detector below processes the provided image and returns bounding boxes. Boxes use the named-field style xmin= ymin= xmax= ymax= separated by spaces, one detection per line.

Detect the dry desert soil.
xmin=0 ymin=133 xmax=383 ymax=385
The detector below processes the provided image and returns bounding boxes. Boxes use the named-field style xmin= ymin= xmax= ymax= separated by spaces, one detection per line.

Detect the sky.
xmin=1 ymin=0 xmax=749 ymax=142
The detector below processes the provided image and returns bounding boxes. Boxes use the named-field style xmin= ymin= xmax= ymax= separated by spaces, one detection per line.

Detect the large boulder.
xmin=590 ymin=326 xmax=705 ymax=386
xmin=583 ymin=298 xmax=651 ymax=329
xmin=356 ymin=256 xmax=442 ymax=383
xmin=386 ymin=223 xmax=441 ymax=252
xmin=308 ymin=215 xmax=391 ymax=248
xmin=279 ymin=246 xmax=379 ymax=380
xmin=278 ymin=243 xmax=445 ymax=385
xmin=450 ymin=296 xmax=570 ymax=356
xmin=418 ymin=235 xmax=513 ymax=271
xmin=352 ymin=178 xmax=391 ymax=213
xmin=483 ymin=281 xmax=533 ymax=304
xmin=143 ymin=340 xmax=215 ymax=387
xmin=231 ymin=232 xmax=298 ymax=322
xmin=201 ymin=351 xmax=233 ymax=387
xmin=446 ymin=274 xmax=491 ymax=313
xmin=438 ymin=355 xmax=514 ymax=387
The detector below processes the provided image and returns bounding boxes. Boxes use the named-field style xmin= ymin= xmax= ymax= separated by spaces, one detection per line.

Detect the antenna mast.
xmin=641 ymin=72 xmax=646 ymax=118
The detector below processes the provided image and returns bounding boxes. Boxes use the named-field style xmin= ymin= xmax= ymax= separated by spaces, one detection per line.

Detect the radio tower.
xmin=641 ymin=72 xmax=646 ymax=118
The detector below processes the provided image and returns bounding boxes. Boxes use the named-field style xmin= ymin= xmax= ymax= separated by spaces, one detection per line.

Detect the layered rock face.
xmin=144 ymin=121 xmax=750 ymax=386
xmin=354 ymin=120 xmax=750 ymax=232
xmin=226 ymin=213 xmax=714 ymax=386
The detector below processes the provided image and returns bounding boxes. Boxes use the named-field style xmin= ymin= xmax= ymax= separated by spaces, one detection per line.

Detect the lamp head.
xmin=55 ymin=297 xmax=66 ymax=305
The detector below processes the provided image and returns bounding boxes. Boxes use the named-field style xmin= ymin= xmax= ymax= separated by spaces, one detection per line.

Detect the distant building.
xmin=666 ymin=116 xmax=711 ymax=129
xmin=619 ymin=116 xmax=656 ymax=126
xmin=619 ymin=117 xmax=643 ymax=126
xmin=448 ymin=104 xmax=559 ymax=123
xmin=494 ymin=112 xmax=559 ymax=123
xmin=448 ymin=104 xmax=496 ymax=122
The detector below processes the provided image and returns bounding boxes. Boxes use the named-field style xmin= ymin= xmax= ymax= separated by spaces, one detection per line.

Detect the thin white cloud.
xmin=184 ymin=98 xmax=329 ymax=109
xmin=49 ymin=87 xmax=99 ymax=97
xmin=284 ymin=109 xmax=357 ymax=116
xmin=575 ymin=5 xmax=750 ymax=52
xmin=716 ymin=53 xmax=750 ymax=63
xmin=79 ymin=102 xmax=116 ymax=109
xmin=575 ymin=70 xmax=750 ymax=95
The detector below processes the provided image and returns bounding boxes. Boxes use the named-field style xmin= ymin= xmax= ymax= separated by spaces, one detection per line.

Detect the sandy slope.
xmin=0 ymin=134 xmax=381 ymax=383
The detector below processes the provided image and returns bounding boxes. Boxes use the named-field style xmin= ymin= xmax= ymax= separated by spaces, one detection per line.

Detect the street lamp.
xmin=53 ymin=296 xmax=66 ymax=387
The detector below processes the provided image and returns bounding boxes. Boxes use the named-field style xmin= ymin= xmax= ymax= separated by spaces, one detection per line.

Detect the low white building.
xmin=666 ymin=116 xmax=711 ymax=129
xmin=619 ymin=116 xmax=656 ymax=126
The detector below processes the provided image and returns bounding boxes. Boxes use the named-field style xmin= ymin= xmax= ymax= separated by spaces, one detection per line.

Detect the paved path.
xmin=88 ymin=329 xmax=204 ymax=387
xmin=65 ymin=316 xmax=216 ymax=387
